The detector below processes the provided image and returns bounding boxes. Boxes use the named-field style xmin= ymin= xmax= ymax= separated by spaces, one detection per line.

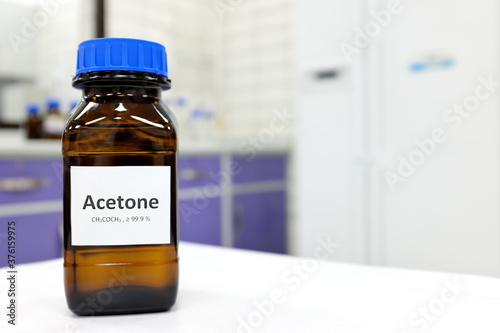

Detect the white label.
xmin=71 ymin=166 xmax=171 ymax=246
xmin=42 ymin=114 xmax=65 ymax=135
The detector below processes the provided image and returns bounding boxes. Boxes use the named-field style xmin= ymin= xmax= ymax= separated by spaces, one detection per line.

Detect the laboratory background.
xmin=0 ymin=0 xmax=499 ymax=280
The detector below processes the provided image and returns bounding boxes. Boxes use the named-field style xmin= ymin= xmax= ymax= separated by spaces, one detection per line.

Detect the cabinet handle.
xmin=233 ymin=199 xmax=245 ymax=240
xmin=179 ymin=169 xmax=207 ymax=181
xmin=0 ymin=177 xmax=48 ymax=192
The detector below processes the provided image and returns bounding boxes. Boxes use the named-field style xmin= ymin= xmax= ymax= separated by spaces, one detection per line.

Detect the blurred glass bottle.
xmin=25 ymin=102 xmax=42 ymax=139
xmin=42 ymin=98 xmax=65 ymax=139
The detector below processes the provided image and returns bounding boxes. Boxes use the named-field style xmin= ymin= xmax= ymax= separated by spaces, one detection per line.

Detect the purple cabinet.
xmin=233 ymin=191 xmax=286 ymax=254
xmin=0 ymin=153 xmax=287 ymax=260
xmin=177 ymin=154 xmax=287 ymax=251
xmin=0 ymin=158 xmax=63 ymax=266
xmin=0 ymin=159 xmax=62 ymax=204
xmin=0 ymin=212 xmax=63 ymax=267
xmin=232 ymin=156 xmax=286 ymax=184
xmin=178 ymin=156 xmax=221 ymax=189
xmin=179 ymin=197 xmax=221 ymax=245
xmin=178 ymin=155 xmax=222 ymax=245
xmin=232 ymin=154 xmax=287 ymax=254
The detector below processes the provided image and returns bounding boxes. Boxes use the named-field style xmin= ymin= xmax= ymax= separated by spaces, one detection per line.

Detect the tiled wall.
xmin=222 ymin=0 xmax=295 ymax=140
xmin=107 ymin=0 xmax=295 ymax=142
xmin=107 ymin=0 xmax=223 ymax=141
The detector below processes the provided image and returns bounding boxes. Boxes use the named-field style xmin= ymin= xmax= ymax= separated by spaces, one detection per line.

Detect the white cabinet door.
xmin=293 ymin=0 xmax=367 ymax=263
xmin=377 ymin=0 xmax=500 ymax=276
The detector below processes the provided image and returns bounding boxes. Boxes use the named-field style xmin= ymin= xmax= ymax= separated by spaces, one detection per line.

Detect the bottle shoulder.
xmin=63 ymin=100 xmax=177 ymax=155
xmin=66 ymin=100 xmax=176 ymax=129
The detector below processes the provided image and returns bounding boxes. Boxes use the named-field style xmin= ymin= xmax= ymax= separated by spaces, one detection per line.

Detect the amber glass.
xmin=26 ymin=113 xmax=42 ymax=139
xmin=62 ymin=79 xmax=178 ymax=315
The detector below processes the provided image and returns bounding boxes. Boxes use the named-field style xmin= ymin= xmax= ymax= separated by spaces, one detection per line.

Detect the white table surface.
xmin=1 ymin=242 xmax=499 ymax=333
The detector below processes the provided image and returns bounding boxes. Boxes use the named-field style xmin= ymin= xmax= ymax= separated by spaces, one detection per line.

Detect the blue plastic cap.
xmin=75 ymin=38 xmax=168 ymax=78
xmin=46 ymin=98 xmax=60 ymax=109
xmin=26 ymin=103 xmax=39 ymax=114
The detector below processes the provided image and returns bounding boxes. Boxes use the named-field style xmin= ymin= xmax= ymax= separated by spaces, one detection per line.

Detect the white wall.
xmin=34 ymin=0 xmax=94 ymax=110
xmin=0 ymin=0 xmax=36 ymax=123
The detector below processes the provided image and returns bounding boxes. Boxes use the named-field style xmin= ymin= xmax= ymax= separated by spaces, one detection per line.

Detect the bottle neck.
xmin=73 ymin=70 xmax=171 ymax=99
xmin=83 ymin=84 xmax=162 ymax=103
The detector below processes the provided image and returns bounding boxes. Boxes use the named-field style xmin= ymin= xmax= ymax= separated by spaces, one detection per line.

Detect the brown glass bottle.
xmin=25 ymin=103 xmax=42 ymax=139
xmin=63 ymin=38 xmax=178 ymax=315
xmin=43 ymin=99 xmax=65 ymax=139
